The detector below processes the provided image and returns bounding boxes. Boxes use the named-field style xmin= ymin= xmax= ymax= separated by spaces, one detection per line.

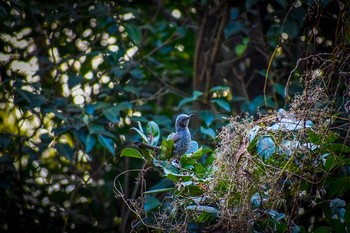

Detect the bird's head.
xmin=175 ymin=114 xmax=194 ymax=131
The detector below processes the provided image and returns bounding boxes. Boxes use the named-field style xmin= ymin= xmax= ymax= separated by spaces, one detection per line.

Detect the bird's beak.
xmin=187 ymin=114 xmax=194 ymax=119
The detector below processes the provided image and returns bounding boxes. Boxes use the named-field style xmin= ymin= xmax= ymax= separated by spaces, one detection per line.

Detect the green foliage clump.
xmin=119 ymin=67 xmax=350 ymax=232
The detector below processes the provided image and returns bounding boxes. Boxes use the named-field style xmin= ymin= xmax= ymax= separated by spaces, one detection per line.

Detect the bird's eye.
xmin=180 ymin=119 xmax=186 ymax=127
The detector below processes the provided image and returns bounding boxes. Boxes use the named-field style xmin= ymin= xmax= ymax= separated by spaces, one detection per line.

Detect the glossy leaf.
xmin=146 ymin=121 xmax=160 ymax=145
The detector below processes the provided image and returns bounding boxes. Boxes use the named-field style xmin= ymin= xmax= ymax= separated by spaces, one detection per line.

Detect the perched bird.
xmin=167 ymin=114 xmax=194 ymax=159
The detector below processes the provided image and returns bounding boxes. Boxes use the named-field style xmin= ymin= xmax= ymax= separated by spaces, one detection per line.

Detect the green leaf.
xmin=85 ymin=104 xmax=95 ymax=115
xmin=143 ymin=187 xmax=175 ymax=194
xmin=129 ymin=68 xmax=144 ymax=79
xmin=159 ymin=139 xmax=174 ymax=160
xmin=103 ymin=107 xmax=121 ymax=123
xmin=235 ymin=44 xmax=247 ymax=56
xmin=120 ymin=148 xmax=144 ymax=160
xmin=56 ymin=143 xmax=74 ymax=161
xmin=98 ymin=135 xmax=115 ymax=155
xmin=178 ymin=91 xmax=203 ymax=108
xmin=191 ymin=147 xmax=212 ymax=159
xmin=153 ymin=159 xmax=179 ymax=175
xmin=344 ymin=205 xmax=350 ymax=229
xmin=199 ymin=111 xmax=214 ymax=127
xmin=103 ymin=102 xmax=131 ymax=123
xmin=86 ymin=134 xmax=96 ymax=153
xmin=181 ymin=157 xmax=197 ymax=170
xmin=131 ymin=125 xmax=148 ymax=143
xmin=137 ymin=121 xmax=144 ymax=133
xmin=327 ymin=177 xmax=350 ymax=198
xmin=195 ymin=163 xmax=205 ymax=174
xmin=200 ymin=126 xmax=216 ymax=139
xmin=182 ymin=184 xmax=204 ymax=196
xmin=313 ymin=226 xmax=332 ymax=233
xmin=210 ymin=98 xmax=231 ymax=112
xmin=193 ymin=91 xmax=204 ymax=99
xmin=274 ymin=83 xmax=286 ymax=97
xmin=125 ymin=23 xmax=142 ymax=45
xmin=88 ymin=123 xmax=105 ymax=134
xmin=144 ymin=195 xmax=161 ymax=213
xmin=146 ymin=121 xmax=160 ymax=145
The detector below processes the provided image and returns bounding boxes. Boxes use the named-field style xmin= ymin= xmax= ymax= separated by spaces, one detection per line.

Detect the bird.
xmin=167 ymin=114 xmax=194 ymax=159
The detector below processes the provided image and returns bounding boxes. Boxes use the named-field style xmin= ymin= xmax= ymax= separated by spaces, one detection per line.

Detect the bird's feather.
xmin=167 ymin=132 xmax=180 ymax=143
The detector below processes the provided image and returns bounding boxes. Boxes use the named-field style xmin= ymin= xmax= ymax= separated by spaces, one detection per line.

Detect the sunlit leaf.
xmin=190 ymin=146 xmax=211 ymax=159
xmin=120 ymin=148 xmax=144 ymax=159
xmin=235 ymin=43 xmax=247 ymax=56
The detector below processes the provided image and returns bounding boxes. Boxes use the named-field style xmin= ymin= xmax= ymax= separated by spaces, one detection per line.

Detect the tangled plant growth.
xmin=118 ymin=53 xmax=350 ymax=232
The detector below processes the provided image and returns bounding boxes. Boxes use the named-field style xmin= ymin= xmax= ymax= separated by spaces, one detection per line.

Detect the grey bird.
xmin=167 ymin=114 xmax=194 ymax=159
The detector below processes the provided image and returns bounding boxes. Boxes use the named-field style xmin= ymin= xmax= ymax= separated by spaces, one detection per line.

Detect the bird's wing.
xmin=167 ymin=132 xmax=180 ymax=143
